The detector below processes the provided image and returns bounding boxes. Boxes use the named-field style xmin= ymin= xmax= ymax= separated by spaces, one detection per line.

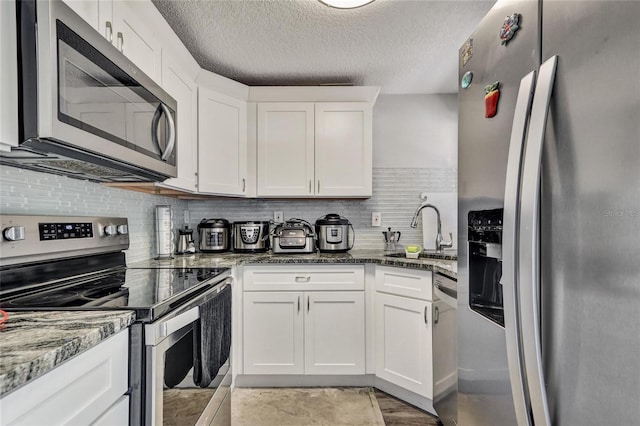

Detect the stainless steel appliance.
xmin=232 ymin=221 xmax=270 ymax=253
xmin=0 ymin=0 xmax=177 ymax=182
xmin=198 ymin=219 xmax=231 ymax=253
xmin=176 ymin=227 xmax=196 ymax=255
xmin=272 ymin=219 xmax=315 ymax=254
xmin=457 ymin=2 xmax=640 ymax=425
xmin=315 ymin=214 xmax=354 ymax=253
xmin=432 ymin=272 xmax=458 ymax=426
xmin=0 ymin=214 xmax=232 ymax=426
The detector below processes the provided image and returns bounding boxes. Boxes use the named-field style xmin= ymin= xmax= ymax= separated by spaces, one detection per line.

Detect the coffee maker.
xmin=176 ymin=226 xmax=195 ymax=255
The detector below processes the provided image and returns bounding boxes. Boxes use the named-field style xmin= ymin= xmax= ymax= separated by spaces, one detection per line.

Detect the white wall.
xmin=373 ymin=94 xmax=457 ymax=169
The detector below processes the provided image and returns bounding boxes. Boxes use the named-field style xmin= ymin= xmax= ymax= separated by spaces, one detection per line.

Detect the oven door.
xmin=144 ymin=278 xmax=232 ymax=426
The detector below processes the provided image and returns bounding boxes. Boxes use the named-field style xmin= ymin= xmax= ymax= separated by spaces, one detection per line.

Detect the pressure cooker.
xmin=315 ymin=214 xmax=355 ymax=253
xmin=197 ymin=218 xmax=231 ymax=252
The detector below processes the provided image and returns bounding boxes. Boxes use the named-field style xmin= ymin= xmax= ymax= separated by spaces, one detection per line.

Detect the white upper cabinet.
xmin=62 ymin=0 xmax=112 ymax=39
xmin=159 ymin=55 xmax=198 ymax=192
xmin=198 ymin=87 xmax=248 ymax=196
xmin=254 ymin=96 xmax=376 ymax=198
xmin=63 ymin=0 xmax=160 ymax=82
xmin=112 ymin=1 xmax=161 ymax=82
xmin=257 ymin=103 xmax=315 ymax=196
xmin=315 ymin=102 xmax=372 ymax=197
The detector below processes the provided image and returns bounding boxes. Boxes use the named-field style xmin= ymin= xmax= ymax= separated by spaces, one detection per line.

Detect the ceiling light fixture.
xmin=319 ymin=0 xmax=375 ymax=9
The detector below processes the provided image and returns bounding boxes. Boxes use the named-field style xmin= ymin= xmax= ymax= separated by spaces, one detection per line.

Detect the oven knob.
xmin=117 ymin=224 xmax=128 ymax=235
xmin=3 ymin=226 xmax=25 ymax=241
xmin=104 ymin=225 xmax=117 ymax=236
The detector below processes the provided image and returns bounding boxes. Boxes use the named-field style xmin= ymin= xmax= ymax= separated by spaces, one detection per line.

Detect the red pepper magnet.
xmin=485 ymin=81 xmax=500 ymax=118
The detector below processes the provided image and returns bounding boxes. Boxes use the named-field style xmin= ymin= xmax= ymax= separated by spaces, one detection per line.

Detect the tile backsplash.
xmin=0 ymin=166 xmax=187 ymax=263
xmin=0 ymin=166 xmax=457 ymax=258
xmin=188 ymin=167 xmax=457 ymax=250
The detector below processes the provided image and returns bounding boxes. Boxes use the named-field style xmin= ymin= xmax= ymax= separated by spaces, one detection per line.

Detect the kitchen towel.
xmin=193 ymin=283 xmax=231 ymax=388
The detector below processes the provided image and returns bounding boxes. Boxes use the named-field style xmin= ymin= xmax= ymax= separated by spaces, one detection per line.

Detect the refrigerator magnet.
xmin=461 ymin=71 xmax=473 ymax=89
xmin=460 ymin=38 xmax=473 ymax=67
xmin=499 ymin=13 xmax=521 ymax=45
xmin=484 ymin=81 xmax=500 ymax=118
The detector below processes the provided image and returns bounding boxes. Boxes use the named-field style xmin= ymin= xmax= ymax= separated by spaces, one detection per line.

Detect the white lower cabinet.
xmin=242 ymin=265 xmax=366 ymax=376
xmin=375 ymin=292 xmax=433 ymax=398
xmin=0 ymin=330 xmax=129 ymax=425
xmin=243 ymin=290 xmax=365 ymax=375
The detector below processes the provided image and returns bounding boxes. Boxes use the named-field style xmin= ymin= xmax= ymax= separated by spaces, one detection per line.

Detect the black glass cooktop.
xmin=0 ymin=253 xmax=229 ymax=322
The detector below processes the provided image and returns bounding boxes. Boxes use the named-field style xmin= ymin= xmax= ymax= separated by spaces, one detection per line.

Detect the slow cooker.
xmin=197 ymin=218 xmax=231 ymax=252
xmin=315 ymin=214 xmax=354 ymax=253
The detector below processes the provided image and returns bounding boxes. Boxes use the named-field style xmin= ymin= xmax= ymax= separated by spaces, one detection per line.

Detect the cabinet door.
xmin=243 ymin=292 xmax=304 ymax=375
xmin=375 ymin=292 xmax=433 ymax=398
xmin=304 ymin=291 xmax=366 ymax=375
xmin=257 ymin=103 xmax=315 ymax=197
xmin=432 ymin=299 xmax=457 ymax=399
xmin=0 ymin=330 xmax=129 ymax=425
xmin=112 ymin=1 xmax=161 ymax=82
xmin=198 ymin=87 xmax=248 ymax=195
xmin=160 ymin=57 xmax=198 ymax=192
xmin=62 ymin=0 xmax=113 ymax=41
xmin=315 ymin=102 xmax=372 ymax=197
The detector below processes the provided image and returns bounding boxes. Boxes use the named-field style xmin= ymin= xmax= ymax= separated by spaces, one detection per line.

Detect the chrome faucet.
xmin=410 ymin=199 xmax=453 ymax=252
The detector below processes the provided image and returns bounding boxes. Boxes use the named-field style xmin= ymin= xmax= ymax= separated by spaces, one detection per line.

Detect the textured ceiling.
xmin=152 ymin=0 xmax=496 ymax=94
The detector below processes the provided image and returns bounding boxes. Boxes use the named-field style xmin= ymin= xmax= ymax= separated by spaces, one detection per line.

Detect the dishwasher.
xmin=433 ymin=272 xmax=458 ymax=426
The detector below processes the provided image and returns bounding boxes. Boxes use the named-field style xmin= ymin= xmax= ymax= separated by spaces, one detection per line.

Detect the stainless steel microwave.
xmin=0 ymin=0 xmax=177 ymax=182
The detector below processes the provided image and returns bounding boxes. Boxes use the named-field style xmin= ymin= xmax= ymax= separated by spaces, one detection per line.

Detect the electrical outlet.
xmin=371 ymin=212 xmax=382 ymax=227
xmin=274 ymin=211 xmax=284 ymax=223
xmin=183 ymin=209 xmax=190 ymax=225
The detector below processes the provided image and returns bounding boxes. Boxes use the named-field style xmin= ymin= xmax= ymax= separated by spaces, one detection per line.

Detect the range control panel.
xmin=0 ymin=215 xmax=129 ymax=267
xmin=39 ymin=222 xmax=93 ymax=240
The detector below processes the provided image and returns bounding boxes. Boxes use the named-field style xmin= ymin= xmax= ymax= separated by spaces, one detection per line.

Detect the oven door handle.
xmin=160 ymin=306 xmax=199 ymax=339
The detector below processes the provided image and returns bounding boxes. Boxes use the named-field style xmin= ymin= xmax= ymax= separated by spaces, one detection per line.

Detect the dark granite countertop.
xmin=0 ymin=310 xmax=135 ymax=397
xmin=129 ymin=249 xmax=458 ymax=280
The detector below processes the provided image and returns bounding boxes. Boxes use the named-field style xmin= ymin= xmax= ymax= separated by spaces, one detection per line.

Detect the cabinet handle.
xmin=307 ymin=296 xmax=310 ymax=313
xmin=317 ymin=180 xmax=320 ymax=193
xmin=242 ymin=178 xmax=246 ymax=192
xmin=116 ymin=32 xmax=124 ymax=52
xmin=298 ymin=296 xmax=301 ymax=313
xmin=309 ymin=180 xmax=312 ymax=194
xmin=434 ymin=306 xmax=440 ymax=325
xmin=424 ymin=306 xmax=428 ymax=325
xmin=105 ymin=21 xmax=113 ymax=43
xmin=294 ymin=275 xmax=311 ymax=283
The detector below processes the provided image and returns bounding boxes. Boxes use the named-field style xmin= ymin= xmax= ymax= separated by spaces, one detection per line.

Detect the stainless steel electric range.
xmin=0 ymin=215 xmax=232 ymax=426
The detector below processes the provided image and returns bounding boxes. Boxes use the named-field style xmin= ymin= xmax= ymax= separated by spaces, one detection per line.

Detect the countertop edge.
xmin=0 ymin=311 xmax=135 ymax=397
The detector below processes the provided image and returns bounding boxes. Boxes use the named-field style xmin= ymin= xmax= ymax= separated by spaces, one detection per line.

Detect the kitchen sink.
xmin=385 ymin=249 xmax=457 ymax=260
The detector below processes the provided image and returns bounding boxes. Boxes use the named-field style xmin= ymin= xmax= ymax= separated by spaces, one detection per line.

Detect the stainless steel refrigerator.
xmin=457 ymin=1 xmax=640 ymax=425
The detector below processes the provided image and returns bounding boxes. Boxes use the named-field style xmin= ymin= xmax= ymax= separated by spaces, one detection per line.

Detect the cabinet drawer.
xmin=243 ymin=264 xmax=365 ymax=291
xmin=0 ymin=330 xmax=129 ymax=425
xmin=375 ymin=266 xmax=433 ymax=301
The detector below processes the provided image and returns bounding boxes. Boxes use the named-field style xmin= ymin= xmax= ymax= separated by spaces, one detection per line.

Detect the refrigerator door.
xmin=539 ymin=2 xmax=640 ymax=425
xmin=458 ymin=1 xmax=538 ymax=425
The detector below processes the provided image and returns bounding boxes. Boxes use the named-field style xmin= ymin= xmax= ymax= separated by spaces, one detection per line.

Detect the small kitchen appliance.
xmin=315 ymin=214 xmax=354 ymax=253
xmin=232 ymin=221 xmax=270 ymax=253
xmin=382 ymin=227 xmax=402 ymax=252
xmin=197 ymin=218 xmax=231 ymax=253
xmin=176 ymin=226 xmax=195 ymax=255
xmin=272 ymin=219 xmax=316 ymax=254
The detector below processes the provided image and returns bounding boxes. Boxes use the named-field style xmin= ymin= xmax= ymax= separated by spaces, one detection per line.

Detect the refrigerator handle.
xmin=500 ymin=69 xmax=537 ymax=426
xmin=519 ymin=55 xmax=558 ymax=426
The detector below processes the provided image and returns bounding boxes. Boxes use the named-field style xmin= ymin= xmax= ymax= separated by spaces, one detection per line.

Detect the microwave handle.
xmin=152 ymin=104 xmax=176 ymax=162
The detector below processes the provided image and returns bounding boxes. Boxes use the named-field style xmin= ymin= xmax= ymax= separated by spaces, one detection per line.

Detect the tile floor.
xmin=163 ymin=386 xmax=442 ymax=425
